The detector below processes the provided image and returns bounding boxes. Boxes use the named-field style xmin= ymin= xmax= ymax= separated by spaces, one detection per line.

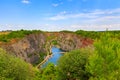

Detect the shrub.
xmin=0 ymin=48 xmax=36 ymax=80
xmin=57 ymin=49 xmax=92 ymax=80
xmin=86 ymin=35 xmax=120 ymax=80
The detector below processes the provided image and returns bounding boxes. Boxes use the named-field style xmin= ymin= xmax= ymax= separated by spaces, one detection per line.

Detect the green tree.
xmin=0 ymin=48 xmax=36 ymax=80
xmin=57 ymin=49 xmax=92 ymax=80
xmin=40 ymin=63 xmax=57 ymax=80
xmin=86 ymin=35 xmax=120 ymax=80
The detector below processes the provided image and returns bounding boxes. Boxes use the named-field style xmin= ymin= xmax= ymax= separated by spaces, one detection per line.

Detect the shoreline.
xmin=36 ymin=54 xmax=53 ymax=68
xmin=36 ymin=47 xmax=66 ymax=68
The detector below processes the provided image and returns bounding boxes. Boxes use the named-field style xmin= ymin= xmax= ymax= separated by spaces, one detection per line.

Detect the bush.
xmin=86 ymin=35 xmax=120 ymax=80
xmin=0 ymin=48 xmax=36 ymax=80
xmin=57 ymin=49 xmax=92 ymax=80
xmin=40 ymin=63 xmax=57 ymax=80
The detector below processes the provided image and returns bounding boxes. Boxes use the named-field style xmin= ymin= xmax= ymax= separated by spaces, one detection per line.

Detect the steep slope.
xmin=57 ymin=32 xmax=93 ymax=51
xmin=0 ymin=32 xmax=93 ymax=64
xmin=1 ymin=33 xmax=47 ymax=64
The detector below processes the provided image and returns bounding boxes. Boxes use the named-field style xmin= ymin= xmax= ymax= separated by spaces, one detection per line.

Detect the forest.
xmin=0 ymin=30 xmax=120 ymax=80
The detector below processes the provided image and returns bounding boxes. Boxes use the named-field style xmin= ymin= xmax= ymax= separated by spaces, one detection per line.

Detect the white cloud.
xmin=49 ymin=11 xmax=68 ymax=20
xmin=48 ymin=8 xmax=120 ymax=21
xmin=52 ymin=2 xmax=63 ymax=7
xmin=67 ymin=24 xmax=120 ymax=31
xmin=46 ymin=8 xmax=120 ymax=31
xmin=59 ymin=11 xmax=67 ymax=15
xmin=21 ymin=0 xmax=30 ymax=4
xmin=50 ymin=15 xmax=65 ymax=20
xmin=52 ymin=3 xmax=59 ymax=7
xmin=1 ymin=23 xmax=120 ymax=31
xmin=49 ymin=12 xmax=98 ymax=20
xmin=1 ymin=8 xmax=120 ymax=31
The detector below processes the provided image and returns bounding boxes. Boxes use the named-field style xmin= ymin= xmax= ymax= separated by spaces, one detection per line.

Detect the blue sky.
xmin=0 ymin=0 xmax=120 ymax=31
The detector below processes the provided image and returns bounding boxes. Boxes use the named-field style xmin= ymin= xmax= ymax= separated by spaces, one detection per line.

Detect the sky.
xmin=0 ymin=0 xmax=120 ymax=31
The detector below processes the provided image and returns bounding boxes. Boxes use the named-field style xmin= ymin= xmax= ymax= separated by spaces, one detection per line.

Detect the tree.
xmin=40 ymin=63 xmax=57 ymax=80
xmin=57 ymin=49 xmax=92 ymax=80
xmin=0 ymin=48 xmax=36 ymax=80
xmin=86 ymin=35 xmax=120 ymax=80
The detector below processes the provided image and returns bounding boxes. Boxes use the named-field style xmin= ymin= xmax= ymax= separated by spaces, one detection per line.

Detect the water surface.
xmin=42 ymin=47 xmax=63 ymax=67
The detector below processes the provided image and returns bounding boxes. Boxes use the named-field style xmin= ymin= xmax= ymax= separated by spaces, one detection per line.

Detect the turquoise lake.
xmin=42 ymin=47 xmax=63 ymax=67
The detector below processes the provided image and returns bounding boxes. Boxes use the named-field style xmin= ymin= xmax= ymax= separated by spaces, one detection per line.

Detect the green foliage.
xmin=33 ymin=52 xmax=47 ymax=66
xmin=0 ymin=48 xmax=36 ymax=80
xmin=75 ymin=30 xmax=120 ymax=39
xmin=55 ymin=33 xmax=120 ymax=80
xmin=1 ymin=30 xmax=120 ymax=80
xmin=39 ymin=53 xmax=46 ymax=63
xmin=38 ymin=34 xmax=120 ymax=79
xmin=39 ymin=63 xmax=57 ymax=80
xmin=75 ymin=30 xmax=101 ymax=39
xmin=57 ymin=49 xmax=91 ymax=80
xmin=51 ymin=40 xmax=58 ymax=45
xmin=46 ymin=35 xmax=55 ymax=41
xmin=86 ymin=35 xmax=120 ymax=80
xmin=60 ymin=30 xmax=74 ymax=33
xmin=0 ymin=29 xmax=43 ymax=42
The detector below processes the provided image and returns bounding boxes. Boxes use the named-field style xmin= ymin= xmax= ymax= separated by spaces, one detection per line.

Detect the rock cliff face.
xmin=1 ymin=33 xmax=47 ymax=64
xmin=0 ymin=32 xmax=93 ymax=64
xmin=57 ymin=33 xmax=93 ymax=51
